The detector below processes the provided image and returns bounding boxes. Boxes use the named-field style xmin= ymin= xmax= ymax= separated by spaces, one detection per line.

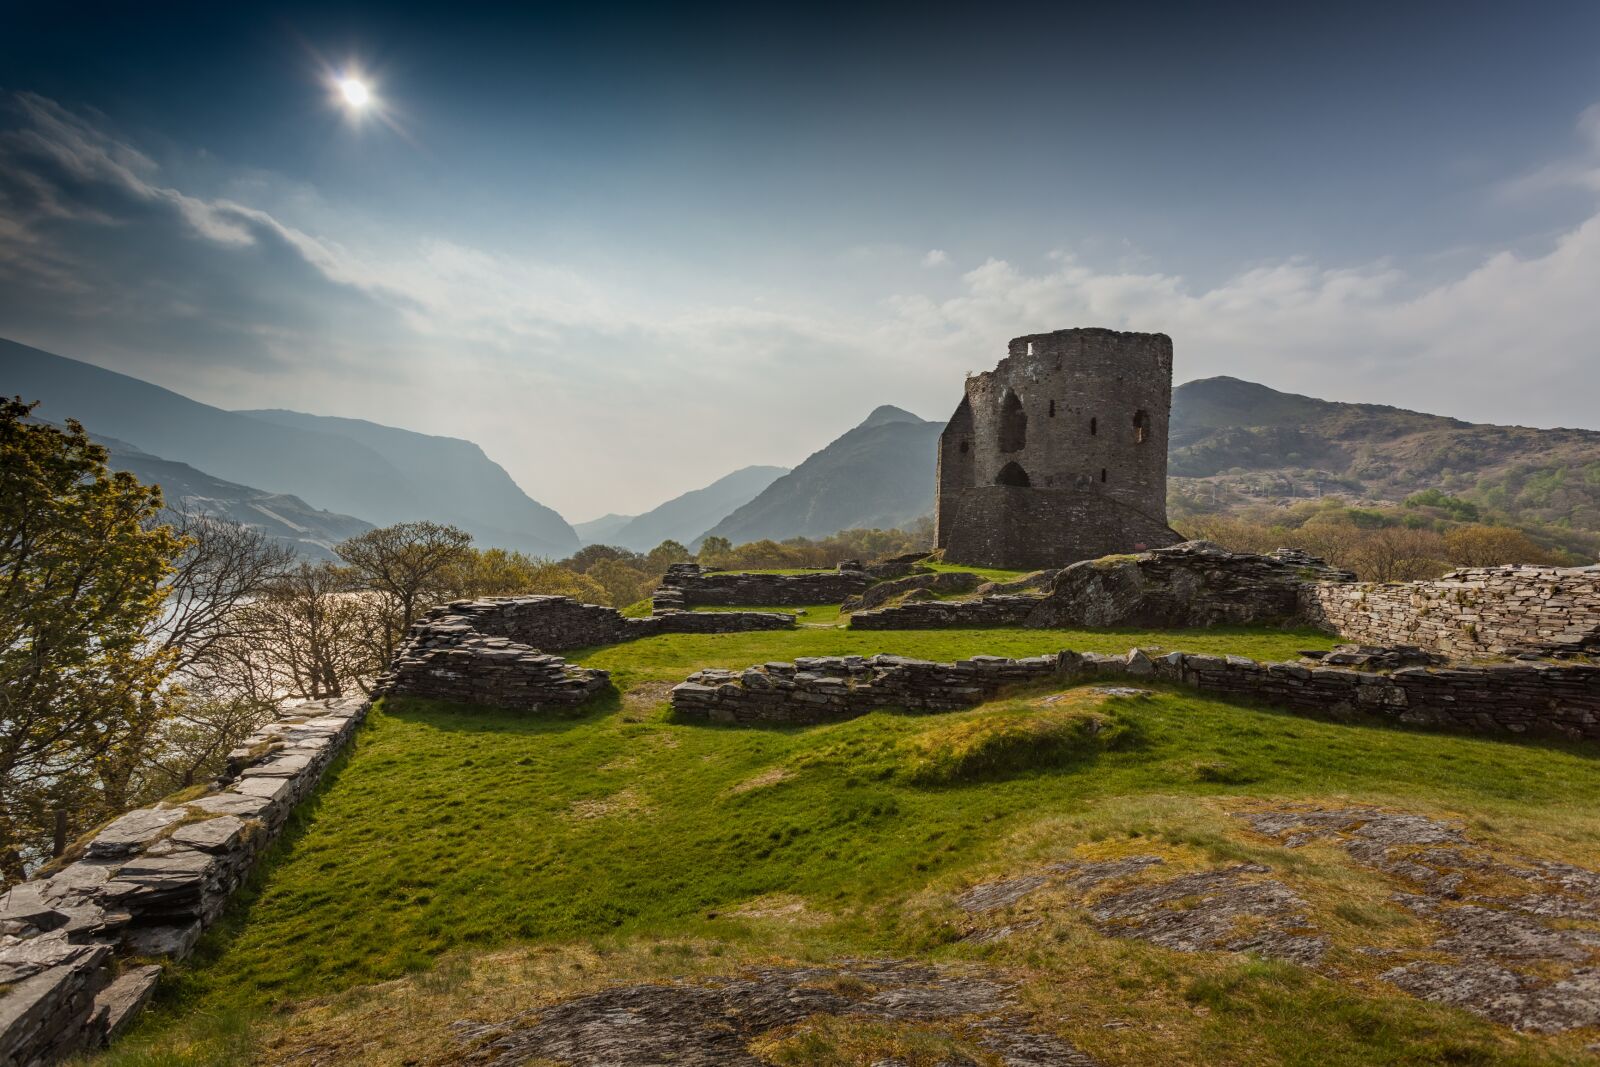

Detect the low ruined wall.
xmin=840 ymin=570 xmax=985 ymax=614
xmin=848 ymin=595 xmax=1039 ymax=630
xmin=0 ymin=697 xmax=367 ymax=1066
xmin=650 ymin=610 xmax=795 ymax=634
xmin=1303 ymin=566 xmax=1600 ymax=659
xmin=671 ymin=649 xmax=1600 ymax=740
xmin=654 ymin=563 xmax=872 ymax=609
xmin=375 ymin=596 xmax=794 ymax=712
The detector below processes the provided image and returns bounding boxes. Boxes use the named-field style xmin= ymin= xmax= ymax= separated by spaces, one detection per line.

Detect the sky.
xmin=2 ymin=1 xmax=1599 ymax=522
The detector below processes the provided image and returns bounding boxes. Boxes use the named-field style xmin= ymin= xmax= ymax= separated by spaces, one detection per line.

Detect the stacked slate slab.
xmin=0 ymin=697 xmax=366 ymax=1066
xmin=653 ymin=563 xmax=872 ymax=610
xmin=671 ymin=648 xmax=1600 ymax=740
xmin=1304 ymin=565 xmax=1600 ymax=659
xmin=375 ymin=595 xmax=795 ymax=712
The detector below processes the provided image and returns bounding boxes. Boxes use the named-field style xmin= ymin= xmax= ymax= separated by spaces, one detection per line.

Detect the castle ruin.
xmin=936 ymin=327 xmax=1183 ymax=570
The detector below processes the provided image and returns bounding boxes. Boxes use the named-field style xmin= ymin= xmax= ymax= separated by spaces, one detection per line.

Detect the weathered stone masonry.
xmin=653 ymin=563 xmax=872 ymax=610
xmin=937 ymin=328 xmax=1184 ymax=570
xmin=671 ymin=650 xmax=1600 ymax=740
xmin=0 ymin=697 xmax=366 ymax=1067
xmin=1304 ymin=566 xmax=1600 ymax=659
xmin=375 ymin=595 xmax=795 ymax=711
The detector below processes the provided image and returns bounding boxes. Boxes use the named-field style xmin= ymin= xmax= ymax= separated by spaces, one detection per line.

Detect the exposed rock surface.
xmin=670 ymin=646 xmax=1600 ymax=740
xmin=852 ymin=542 xmax=1353 ymax=630
xmin=957 ymin=856 xmax=1323 ymax=964
xmin=0 ymin=698 xmax=366 ymax=1065
xmin=1238 ymin=806 xmax=1600 ymax=1033
xmin=451 ymin=959 xmax=1099 ymax=1066
xmin=841 ymin=569 xmax=985 ymax=613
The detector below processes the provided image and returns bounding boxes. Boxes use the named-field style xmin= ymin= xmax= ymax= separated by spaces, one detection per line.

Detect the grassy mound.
xmin=900 ymin=691 xmax=1139 ymax=785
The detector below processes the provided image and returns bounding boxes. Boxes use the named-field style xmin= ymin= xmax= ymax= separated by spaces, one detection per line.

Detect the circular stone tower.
xmin=935 ymin=327 xmax=1182 ymax=570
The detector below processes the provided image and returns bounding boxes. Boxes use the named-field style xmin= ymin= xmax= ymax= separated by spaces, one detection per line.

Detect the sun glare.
xmin=339 ymin=77 xmax=371 ymax=108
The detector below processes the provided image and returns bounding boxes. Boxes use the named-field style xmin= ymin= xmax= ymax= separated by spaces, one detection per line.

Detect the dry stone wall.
xmin=671 ymin=648 xmax=1600 ymax=740
xmin=654 ymin=563 xmax=871 ymax=609
xmin=375 ymin=595 xmax=793 ymax=712
xmin=0 ymin=697 xmax=366 ymax=1066
xmin=1304 ymin=566 xmax=1600 ymax=659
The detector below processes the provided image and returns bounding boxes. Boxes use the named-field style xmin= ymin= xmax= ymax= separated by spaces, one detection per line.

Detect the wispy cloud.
xmin=1 ymin=91 xmax=1598 ymax=519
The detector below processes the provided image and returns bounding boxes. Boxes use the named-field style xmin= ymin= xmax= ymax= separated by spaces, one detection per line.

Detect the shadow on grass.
xmin=379 ymin=688 xmax=625 ymax=733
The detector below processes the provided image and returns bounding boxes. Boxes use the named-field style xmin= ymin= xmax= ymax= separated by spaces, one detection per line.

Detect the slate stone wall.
xmin=1303 ymin=566 xmax=1600 ymax=658
xmin=0 ymin=698 xmax=367 ymax=1066
xmin=375 ymin=596 xmax=794 ymax=712
xmin=936 ymin=328 xmax=1184 ymax=569
xmin=671 ymin=649 xmax=1600 ymax=740
xmin=654 ymin=563 xmax=871 ymax=609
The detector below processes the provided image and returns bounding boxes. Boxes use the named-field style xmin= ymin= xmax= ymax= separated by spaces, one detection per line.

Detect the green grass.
xmin=96 ymin=622 xmax=1600 ymax=1066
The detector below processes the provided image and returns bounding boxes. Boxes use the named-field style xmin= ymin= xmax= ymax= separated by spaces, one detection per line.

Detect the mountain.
xmin=1170 ymin=376 xmax=1600 ymax=533
xmin=4 ymin=339 xmax=578 ymax=556
xmin=239 ymin=410 xmax=578 ymax=556
xmin=604 ymin=465 xmax=789 ymax=551
xmin=697 ymin=407 xmax=940 ymax=545
xmin=94 ymin=434 xmax=373 ymax=561
xmin=574 ymin=513 xmax=636 ymax=545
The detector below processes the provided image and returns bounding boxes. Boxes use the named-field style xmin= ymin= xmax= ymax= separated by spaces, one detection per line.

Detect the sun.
xmin=338 ymin=77 xmax=371 ymax=109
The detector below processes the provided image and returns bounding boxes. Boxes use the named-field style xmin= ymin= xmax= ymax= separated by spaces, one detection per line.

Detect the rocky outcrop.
xmin=451 ymin=959 xmax=1099 ymax=1066
xmin=1303 ymin=565 xmax=1600 ymax=659
xmin=671 ymin=648 xmax=1600 ymax=740
xmin=848 ymin=542 xmax=1354 ymax=630
xmin=839 ymin=569 xmax=984 ymax=613
xmin=0 ymin=697 xmax=366 ymax=1066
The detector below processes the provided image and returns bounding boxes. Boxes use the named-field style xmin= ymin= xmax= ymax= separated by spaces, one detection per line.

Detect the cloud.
xmin=1 ymin=91 xmax=1598 ymax=520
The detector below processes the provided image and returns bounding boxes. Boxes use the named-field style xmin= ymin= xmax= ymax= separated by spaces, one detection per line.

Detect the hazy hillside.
xmin=698 ymin=406 xmax=940 ymax=546
xmin=240 ymin=409 xmax=578 ymax=556
xmin=96 ymin=434 xmax=373 ymax=561
xmin=574 ymin=513 xmax=635 ymax=545
xmin=606 ymin=465 xmax=788 ymax=551
xmin=1170 ymin=376 xmax=1600 ymax=532
xmin=3 ymin=339 xmax=578 ymax=556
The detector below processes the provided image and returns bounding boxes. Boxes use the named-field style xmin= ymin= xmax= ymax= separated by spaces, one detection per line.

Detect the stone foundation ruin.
xmin=671 ymin=647 xmax=1600 ymax=740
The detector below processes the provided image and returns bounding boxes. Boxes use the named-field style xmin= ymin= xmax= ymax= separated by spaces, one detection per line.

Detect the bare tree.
xmin=336 ymin=521 xmax=473 ymax=661
xmin=152 ymin=511 xmax=296 ymax=673
xmin=239 ymin=562 xmax=376 ymax=700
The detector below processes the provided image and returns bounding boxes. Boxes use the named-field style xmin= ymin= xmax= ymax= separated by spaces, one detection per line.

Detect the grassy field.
xmin=89 ymin=622 xmax=1600 ymax=1066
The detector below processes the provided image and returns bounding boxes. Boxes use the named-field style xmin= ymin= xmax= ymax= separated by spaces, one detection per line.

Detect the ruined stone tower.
xmin=935 ymin=327 xmax=1183 ymax=570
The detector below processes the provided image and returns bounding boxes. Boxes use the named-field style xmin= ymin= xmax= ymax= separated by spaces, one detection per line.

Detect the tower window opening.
xmin=1048 ymin=399 xmax=1056 ymax=417
xmin=996 ymin=461 xmax=1030 ymax=487
xmin=998 ymin=389 xmax=1027 ymax=453
xmin=1133 ymin=409 xmax=1151 ymax=444
xmin=1089 ymin=416 xmax=1097 ymax=436
xmin=1100 ymin=468 xmax=1108 ymax=483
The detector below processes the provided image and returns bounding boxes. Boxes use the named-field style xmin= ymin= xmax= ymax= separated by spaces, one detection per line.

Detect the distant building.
xmin=935 ymin=327 xmax=1183 ymax=569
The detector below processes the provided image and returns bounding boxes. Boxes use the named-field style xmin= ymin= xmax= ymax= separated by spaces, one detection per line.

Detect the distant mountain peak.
xmin=858 ymin=404 xmax=928 ymax=429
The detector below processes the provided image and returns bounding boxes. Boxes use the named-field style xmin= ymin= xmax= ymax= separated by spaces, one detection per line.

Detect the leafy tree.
xmin=695 ymin=536 xmax=733 ymax=568
xmin=645 ymin=540 xmax=691 ymax=570
xmin=562 ymin=544 xmax=641 ymax=573
xmin=0 ymin=399 xmax=184 ymax=883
